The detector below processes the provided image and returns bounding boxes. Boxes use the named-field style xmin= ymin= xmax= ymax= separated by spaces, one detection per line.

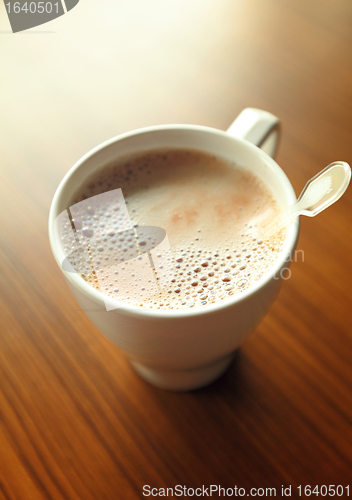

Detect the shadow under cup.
xmin=49 ymin=125 xmax=300 ymax=391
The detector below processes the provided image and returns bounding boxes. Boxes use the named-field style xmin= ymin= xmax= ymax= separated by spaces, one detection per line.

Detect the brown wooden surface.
xmin=1 ymin=1 xmax=352 ymax=498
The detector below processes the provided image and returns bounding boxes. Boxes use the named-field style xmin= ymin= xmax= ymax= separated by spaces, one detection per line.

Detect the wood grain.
xmin=0 ymin=0 xmax=351 ymax=498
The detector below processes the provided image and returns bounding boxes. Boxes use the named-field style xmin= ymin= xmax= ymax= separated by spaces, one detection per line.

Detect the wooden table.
xmin=1 ymin=1 xmax=351 ymax=498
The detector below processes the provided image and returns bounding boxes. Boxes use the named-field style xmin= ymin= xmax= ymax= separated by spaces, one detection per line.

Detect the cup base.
xmin=130 ymin=354 xmax=235 ymax=391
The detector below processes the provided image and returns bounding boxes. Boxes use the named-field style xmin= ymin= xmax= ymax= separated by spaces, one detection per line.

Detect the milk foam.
xmin=71 ymin=148 xmax=286 ymax=310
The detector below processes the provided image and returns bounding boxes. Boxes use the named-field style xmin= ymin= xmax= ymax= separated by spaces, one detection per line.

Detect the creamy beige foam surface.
xmin=71 ymin=148 xmax=285 ymax=310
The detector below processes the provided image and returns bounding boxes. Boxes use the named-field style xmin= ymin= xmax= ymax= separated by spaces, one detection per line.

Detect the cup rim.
xmin=49 ymin=123 xmax=300 ymax=318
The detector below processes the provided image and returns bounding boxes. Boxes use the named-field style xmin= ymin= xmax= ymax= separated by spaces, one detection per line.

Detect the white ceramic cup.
xmin=49 ymin=108 xmax=299 ymax=391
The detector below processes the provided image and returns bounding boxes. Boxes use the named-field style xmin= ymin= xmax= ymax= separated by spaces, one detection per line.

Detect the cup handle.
xmin=226 ymin=108 xmax=280 ymax=158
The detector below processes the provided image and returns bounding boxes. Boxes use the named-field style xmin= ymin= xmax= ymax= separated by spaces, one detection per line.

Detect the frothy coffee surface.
xmin=71 ymin=148 xmax=286 ymax=310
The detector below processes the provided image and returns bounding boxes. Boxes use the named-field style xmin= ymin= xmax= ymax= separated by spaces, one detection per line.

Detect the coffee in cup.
xmin=49 ymin=108 xmax=299 ymax=390
xmin=69 ymin=147 xmax=286 ymax=311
